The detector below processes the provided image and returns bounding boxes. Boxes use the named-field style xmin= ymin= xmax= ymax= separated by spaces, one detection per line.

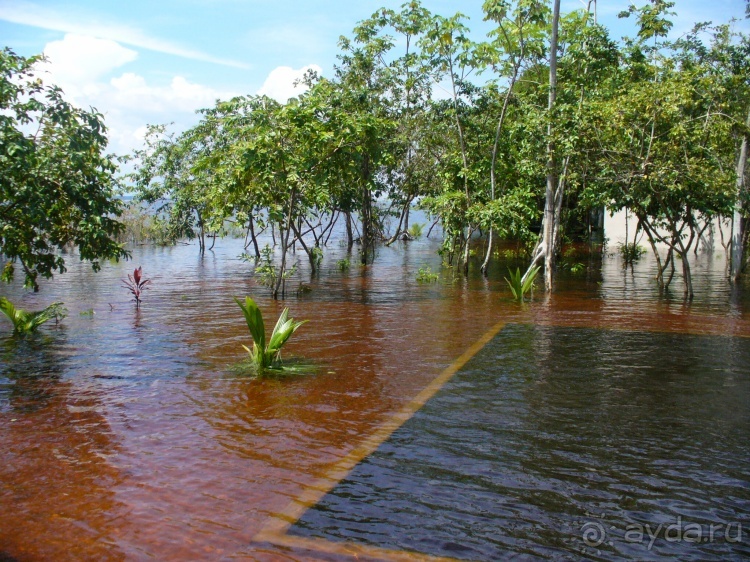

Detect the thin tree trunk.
xmin=426 ymin=218 xmax=439 ymax=238
xmin=249 ymin=213 xmax=260 ymax=258
xmin=543 ymin=0 xmax=561 ymax=291
xmin=360 ymin=155 xmax=373 ymax=266
xmin=386 ymin=197 xmax=412 ymax=245
xmin=731 ymin=106 xmax=750 ymax=282
xmin=273 ymin=190 xmax=295 ymax=300
xmin=244 ymin=223 xmax=251 ymax=250
xmin=345 ymin=211 xmax=354 ymax=252
xmin=290 ymin=219 xmax=317 ymax=274
xmin=446 ymin=50 xmax=472 ymax=276
xmin=482 ymin=65 xmax=521 ymax=275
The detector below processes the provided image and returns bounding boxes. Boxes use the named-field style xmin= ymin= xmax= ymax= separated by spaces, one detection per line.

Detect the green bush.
xmin=416 ymin=266 xmax=439 ymax=283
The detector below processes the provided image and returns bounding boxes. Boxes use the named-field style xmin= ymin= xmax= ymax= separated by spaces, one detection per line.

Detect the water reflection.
xmin=0 ymin=333 xmax=126 ymax=561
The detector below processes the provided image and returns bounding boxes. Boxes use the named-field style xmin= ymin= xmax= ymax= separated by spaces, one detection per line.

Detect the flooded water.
xmin=1 ymin=229 xmax=749 ymax=561
xmin=290 ymin=324 xmax=750 ymax=560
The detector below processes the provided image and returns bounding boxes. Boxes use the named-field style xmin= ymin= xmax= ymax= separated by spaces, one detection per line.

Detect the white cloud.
xmin=38 ymin=34 xmax=137 ymax=98
xmin=110 ymin=73 xmax=228 ymax=113
xmin=30 ymin=33 xmax=236 ymax=157
xmin=102 ymin=72 xmax=235 ymax=155
xmin=257 ymin=64 xmax=322 ymax=103
xmin=0 ymin=0 xmax=250 ymax=69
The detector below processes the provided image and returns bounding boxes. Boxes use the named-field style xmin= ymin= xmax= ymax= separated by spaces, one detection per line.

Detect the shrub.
xmin=416 ymin=266 xmax=439 ymax=283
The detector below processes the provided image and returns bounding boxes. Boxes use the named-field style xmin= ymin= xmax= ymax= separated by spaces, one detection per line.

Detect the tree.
xmin=332 ymin=25 xmax=397 ymax=266
xmin=129 ymin=124 xmax=217 ymax=253
xmin=421 ymin=10 xmax=478 ymax=273
xmin=583 ymin=8 xmax=737 ymax=298
xmin=479 ymin=0 xmax=548 ymax=273
xmin=0 ymin=49 xmax=128 ymax=291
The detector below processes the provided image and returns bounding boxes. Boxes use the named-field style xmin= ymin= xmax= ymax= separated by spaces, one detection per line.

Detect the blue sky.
xmin=1 ymin=0 xmax=747 ymax=157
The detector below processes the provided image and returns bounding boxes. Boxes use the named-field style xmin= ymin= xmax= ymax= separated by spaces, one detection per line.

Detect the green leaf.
xmin=235 ymin=296 xmax=265 ymax=352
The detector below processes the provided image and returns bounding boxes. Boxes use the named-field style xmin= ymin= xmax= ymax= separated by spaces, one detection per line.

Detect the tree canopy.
xmin=121 ymin=0 xmax=750 ymax=299
xmin=0 ymin=48 xmax=128 ymax=291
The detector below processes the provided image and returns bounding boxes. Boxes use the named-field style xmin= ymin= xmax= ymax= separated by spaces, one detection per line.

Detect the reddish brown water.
xmin=1 ymin=235 xmax=749 ymax=561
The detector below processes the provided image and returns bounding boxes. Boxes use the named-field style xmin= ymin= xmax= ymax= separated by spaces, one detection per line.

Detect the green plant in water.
xmin=561 ymin=260 xmax=586 ymax=275
xmin=495 ymin=248 xmax=524 ymax=259
xmin=569 ymin=262 xmax=585 ymax=275
xmin=235 ymin=296 xmax=307 ymax=374
xmin=416 ymin=266 xmax=439 ymax=283
xmin=311 ymin=246 xmax=323 ymax=268
xmin=254 ymin=244 xmax=296 ymax=290
xmin=505 ymin=266 xmax=540 ymax=302
xmin=336 ymin=258 xmax=350 ymax=271
xmin=407 ymin=222 xmax=424 ymax=239
xmin=0 ymin=297 xmax=67 ymax=334
xmin=618 ymin=242 xmax=646 ymax=264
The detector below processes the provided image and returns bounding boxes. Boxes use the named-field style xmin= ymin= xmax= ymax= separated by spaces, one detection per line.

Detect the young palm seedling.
xmin=235 ymin=296 xmax=306 ymax=374
xmin=123 ymin=267 xmax=151 ymax=308
xmin=505 ymin=265 xmax=540 ymax=302
xmin=0 ymin=297 xmax=67 ymax=335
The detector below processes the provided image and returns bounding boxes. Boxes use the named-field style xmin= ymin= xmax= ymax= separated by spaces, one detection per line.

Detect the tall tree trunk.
xmin=731 ymin=106 xmax=750 ymax=282
xmin=360 ymin=155 xmax=372 ymax=266
xmin=345 ymin=211 xmax=354 ymax=252
xmin=446 ymin=52 xmax=472 ymax=276
xmin=248 ymin=212 xmax=260 ymax=258
xmin=482 ymin=65 xmax=521 ymax=275
xmin=543 ymin=0 xmax=561 ymax=291
xmin=196 ymin=209 xmax=205 ymax=255
xmin=273 ymin=190 xmax=295 ymax=300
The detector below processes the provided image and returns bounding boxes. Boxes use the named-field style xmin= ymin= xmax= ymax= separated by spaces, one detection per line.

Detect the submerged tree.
xmin=585 ymin=5 xmax=737 ymax=298
xmin=120 ymin=0 xmax=749 ymax=300
xmin=0 ymin=49 xmax=128 ymax=291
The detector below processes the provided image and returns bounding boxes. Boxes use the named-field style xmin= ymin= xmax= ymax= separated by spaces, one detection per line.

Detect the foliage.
xmin=505 ymin=265 xmax=539 ymax=301
xmin=581 ymin=15 xmax=741 ymax=297
xmin=407 ymin=223 xmax=425 ymax=239
xmin=115 ymin=202 xmax=176 ymax=246
xmin=0 ymin=48 xmax=129 ymax=291
xmin=337 ymin=258 xmax=350 ymax=271
xmin=122 ymin=267 xmax=151 ymax=308
xmin=618 ymin=243 xmax=646 ymax=264
xmin=416 ymin=266 xmax=439 ymax=283
xmin=121 ymin=0 xmax=750 ymax=297
xmin=234 ymin=296 xmax=307 ymax=374
xmin=0 ymin=297 xmax=67 ymax=334
xmin=254 ymin=245 xmax=297 ymax=293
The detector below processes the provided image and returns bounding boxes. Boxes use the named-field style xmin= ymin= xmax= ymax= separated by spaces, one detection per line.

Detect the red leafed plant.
xmin=123 ymin=267 xmax=151 ymax=308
